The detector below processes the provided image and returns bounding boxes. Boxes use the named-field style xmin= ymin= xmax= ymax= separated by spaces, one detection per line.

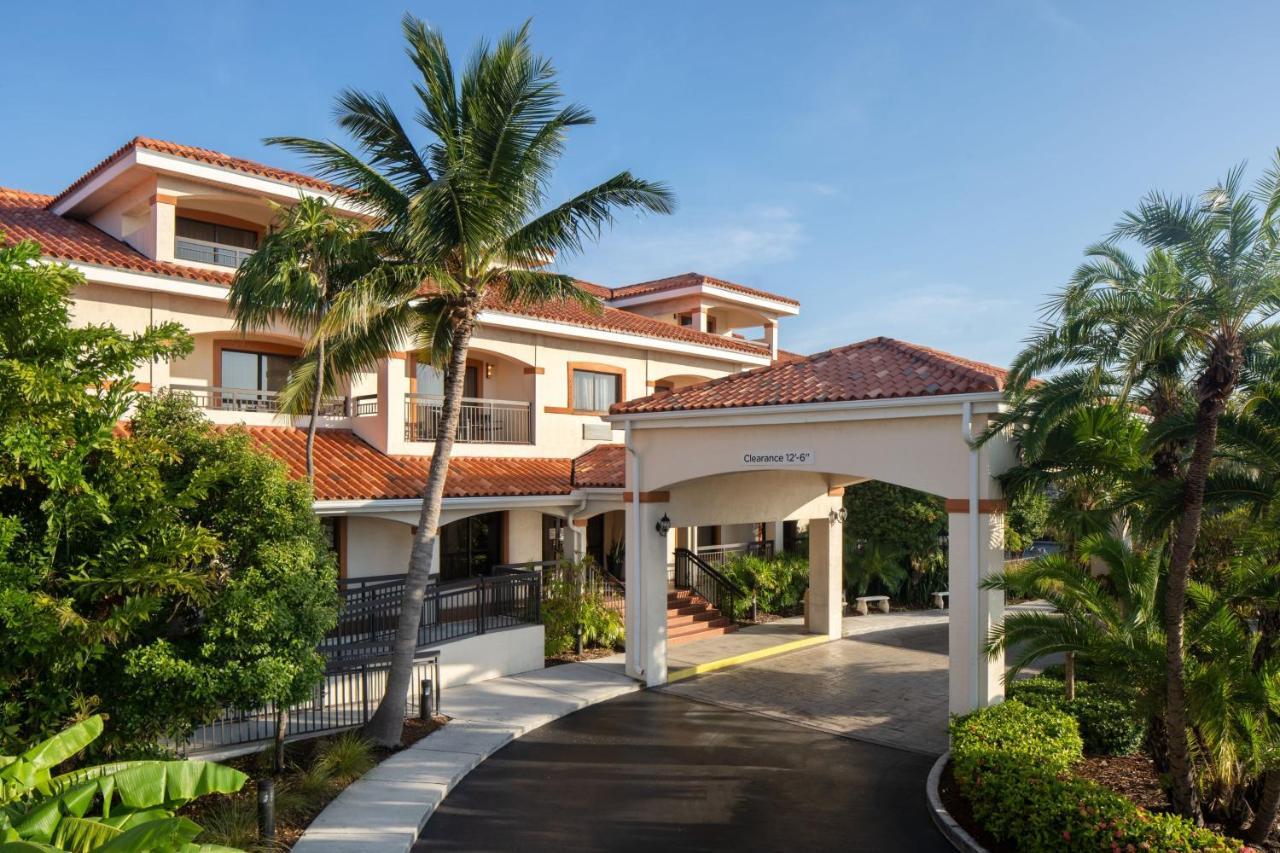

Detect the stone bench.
xmin=932 ymin=591 xmax=950 ymax=609
xmin=854 ymin=595 xmax=890 ymax=615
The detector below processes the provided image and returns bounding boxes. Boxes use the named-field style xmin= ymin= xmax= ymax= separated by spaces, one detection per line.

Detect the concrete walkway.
xmin=292 ymin=662 xmax=639 ymax=853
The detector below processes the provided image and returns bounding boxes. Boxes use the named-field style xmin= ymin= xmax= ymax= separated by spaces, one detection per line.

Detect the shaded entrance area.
xmin=414 ymin=691 xmax=949 ymax=853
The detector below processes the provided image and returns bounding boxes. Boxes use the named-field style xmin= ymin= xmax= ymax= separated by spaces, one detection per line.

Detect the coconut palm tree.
xmin=228 ymin=196 xmax=377 ymax=482
xmin=268 ymin=16 xmax=674 ymax=746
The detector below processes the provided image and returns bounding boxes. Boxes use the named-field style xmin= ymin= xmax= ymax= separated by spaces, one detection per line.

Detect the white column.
xmin=691 ymin=308 xmax=708 ymax=333
xmin=947 ymin=508 xmax=1005 ymax=714
xmin=807 ymin=511 xmax=843 ymax=638
xmin=624 ymin=500 xmax=669 ymax=686
xmin=763 ymin=319 xmax=779 ymax=360
xmin=771 ymin=520 xmax=786 ymax=553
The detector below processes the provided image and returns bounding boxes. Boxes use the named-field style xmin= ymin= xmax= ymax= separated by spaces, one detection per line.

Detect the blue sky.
xmin=4 ymin=2 xmax=1280 ymax=364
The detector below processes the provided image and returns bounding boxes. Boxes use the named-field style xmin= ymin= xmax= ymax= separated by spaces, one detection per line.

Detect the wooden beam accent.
xmin=571 ymin=518 xmax=589 ymax=528
xmin=622 ymin=490 xmax=670 ymax=503
xmin=944 ymin=498 xmax=1007 ymax=514
xmin=827 ymin=487 xmax=845 ymax=497
xmin=523 ymin=366 xmax=545 ymax=375
xmin=150 ymin=193 xmax=178 ymax=206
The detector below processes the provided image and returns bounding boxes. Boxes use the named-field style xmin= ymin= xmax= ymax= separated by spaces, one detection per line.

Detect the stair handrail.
xmin=674 ymin=547 xmax=756 ymax=622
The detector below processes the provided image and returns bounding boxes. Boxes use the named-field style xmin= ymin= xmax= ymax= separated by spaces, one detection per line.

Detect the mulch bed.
xmin=545 ymin=647 xmax=618 ymax=667
xmin=936 ymin=759 xmax=1017 ymax=853
xmin=183 ymin=715 xmax=447 ymax=850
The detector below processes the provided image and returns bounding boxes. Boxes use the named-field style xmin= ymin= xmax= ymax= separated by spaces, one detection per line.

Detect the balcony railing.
xmin=169 ymin=384 xmax=347 ymax=416
xmin=174 ymin=236 xmax=255 ymax=269
xmin=404 ymin=394 xmax=532 ymax=444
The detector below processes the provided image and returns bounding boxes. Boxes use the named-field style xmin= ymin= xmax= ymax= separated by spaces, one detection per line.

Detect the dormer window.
xmin=174 ymin=217 xmax=258 ymax=268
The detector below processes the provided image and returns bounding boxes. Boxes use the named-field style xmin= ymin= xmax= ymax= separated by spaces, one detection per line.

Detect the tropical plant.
xmin=0 ymin=715 xmax=246 ymax=851
xmin=541 ymin=558 xmax=624 ymax=656
xmin=0 ymin=244 xmax=337 ymax=755
xmin=719 ymin=552 xmax=809 ymax=618
xmin=987 ymin=153 xmax=1280 ymax=819
xmin=269 ymin=16 xmax=674 ymax=745
xmin=843 ymin=541 xmax=908 ymax=599
xmin=228 ymin=196 xmax=377 ymax=482
xmin=312 ymin=732 xmax=374 ymax=785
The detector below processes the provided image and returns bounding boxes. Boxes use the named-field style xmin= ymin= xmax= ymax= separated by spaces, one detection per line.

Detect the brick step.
xmin=668 ymin=624 xmax=739 ymax=645
xmin=667 ymin=591 xmax=697 ymax=603
xmin=668 ymin=616 xmax=732 ymax=638
xmin=667 ymin=602 xmax=713 ymax=617
xmin=665 ymin=610 xmax=723 ymax=628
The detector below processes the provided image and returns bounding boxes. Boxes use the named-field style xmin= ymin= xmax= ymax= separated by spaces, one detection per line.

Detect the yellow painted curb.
xmin=666 ymin=634 xmax=831 ymax=683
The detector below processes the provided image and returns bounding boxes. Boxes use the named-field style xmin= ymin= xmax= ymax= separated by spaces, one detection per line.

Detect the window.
xmin=175 ymin=217 xmax=259 ymax=268
xmin=439 ymin=511 xmax=504 ymax=581
xmin=572 ymin=369 xmax=621 ymax=413
xmin=220 ymin=348 xmax=293 ymax=392
xmin=415 ymin=362 xmax=478 ymax=397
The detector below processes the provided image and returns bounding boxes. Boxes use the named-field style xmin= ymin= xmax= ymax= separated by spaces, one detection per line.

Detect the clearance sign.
xmin=741 ymin=451 xmax=816 ymax=466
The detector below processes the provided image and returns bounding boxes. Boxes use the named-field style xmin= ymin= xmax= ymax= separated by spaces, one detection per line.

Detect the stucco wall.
xmin=345 ymin=516 xmax=414 ymax=579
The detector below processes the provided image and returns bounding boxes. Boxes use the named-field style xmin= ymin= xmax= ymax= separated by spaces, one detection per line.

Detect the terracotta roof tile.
xmin=0 ymin=187 xmax=234 ymax=284
xmin=230 ymin=426 xmax=574 ymax=501
xmin=610 ymin=337 xmax=1009 ymax=415
xmin=570 ymin=444 xmax=625 ymax=488
xmin=609 ymin=272 xmax=800 ymax=307
xmin=52 ymin=136 xmax=343 ymax=207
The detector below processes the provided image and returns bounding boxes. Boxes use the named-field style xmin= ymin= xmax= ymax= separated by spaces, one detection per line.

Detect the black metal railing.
xmin=695 ymin=540 xmax=774 ymax=569
xmin=325 ymin=569 xmax=541 ymax=664
xmin=351 ymin=394 xmax=379 ymax=416
xmin=674 ymin=547 xmax=754 ymax=622
xmin=181 ymin=570 xmax=540 ymax=755
xmin=181 ymin=652 xmax=440 ymax=756
xmin=167 ymin=384 xmax=347 ymax=416
xmin=506 ymin=559 xmax=626 ymax=614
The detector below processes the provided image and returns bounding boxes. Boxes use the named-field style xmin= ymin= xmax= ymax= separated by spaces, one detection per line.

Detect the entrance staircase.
xmin=667 ymin=587 xmax=738 ymax=645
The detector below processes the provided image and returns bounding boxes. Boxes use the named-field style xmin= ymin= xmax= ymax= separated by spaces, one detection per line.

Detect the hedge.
xmin=1006 ymin=675 xmax=1146 ymax=756
xmin=950 ymin=701 xmax=1250 ymax=852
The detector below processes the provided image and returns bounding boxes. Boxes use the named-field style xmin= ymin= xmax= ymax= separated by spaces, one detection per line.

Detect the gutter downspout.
xmin=962 ymin=401 xmax=981 ymax=708
xmin=625 ymin=422 xmax=644 ymax=680
xmin=565 ymin=498 xmax=588 ymax=561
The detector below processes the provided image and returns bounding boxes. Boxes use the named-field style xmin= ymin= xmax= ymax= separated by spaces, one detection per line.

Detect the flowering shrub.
xmin=950 ymin=701 xmax=1250 ymax=852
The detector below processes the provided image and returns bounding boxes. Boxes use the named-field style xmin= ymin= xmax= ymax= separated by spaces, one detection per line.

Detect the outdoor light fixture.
xmin=938 ymin=531 xmax=950 ymax=550
xmin=485 ymin=363 xmax=494 ymax=379
xmin=829 ymin=506 xmax=848 ymax=525
xmin=655 ymin=513 xmax=671 ymax=537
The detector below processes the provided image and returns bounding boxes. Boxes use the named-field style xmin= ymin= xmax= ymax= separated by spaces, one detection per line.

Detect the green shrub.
xmin=950 ymin=701 xmax=1247 ymax=852
xmin=1007 ymin=675 xmax=1146 ymax=756
xmin=314 ymin=731 xmax=375 ymax=784
xmin=542 ymin=559 xmax=625 ymax=655
xmin=719 ymin=553 xmax=809 ymax=619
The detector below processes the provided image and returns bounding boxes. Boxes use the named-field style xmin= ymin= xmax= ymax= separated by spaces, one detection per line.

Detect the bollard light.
xmin=420 ymin=676 xmax=434 ymax=720
xmin=257 ymin=777 xmax=275 ymax=844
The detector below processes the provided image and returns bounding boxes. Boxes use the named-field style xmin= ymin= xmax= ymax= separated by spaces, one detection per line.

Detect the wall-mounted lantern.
xmin=655 ymin=513 xmax=672 ymax=537
xmin=829 ymin=506 xmax=848 ymax=525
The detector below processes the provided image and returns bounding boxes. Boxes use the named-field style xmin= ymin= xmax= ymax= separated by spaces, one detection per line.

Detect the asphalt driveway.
xmin=414 ymin=690 xmax=948 ymax=852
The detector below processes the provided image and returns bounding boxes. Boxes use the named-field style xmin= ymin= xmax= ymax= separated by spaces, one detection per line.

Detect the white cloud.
xmin=569 ymin=205 xmax=805 ymax=282
xmin=792 ymin=283 xmax=1029 ymax=366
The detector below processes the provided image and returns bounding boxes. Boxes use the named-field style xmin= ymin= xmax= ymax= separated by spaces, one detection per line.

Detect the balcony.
xmin=174 ymin=237 xmax=255 ymax=269
xmin=405 ymin=394 xmax=532 ymax=444
xmin=169 ymin=384 xmax=348 ymax=416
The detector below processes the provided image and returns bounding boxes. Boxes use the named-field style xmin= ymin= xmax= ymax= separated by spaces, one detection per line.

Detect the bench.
xmin=932 ymin=591 xmax=950 ymax=609
xmin=854 ymin=595 xmax=890 ymax=615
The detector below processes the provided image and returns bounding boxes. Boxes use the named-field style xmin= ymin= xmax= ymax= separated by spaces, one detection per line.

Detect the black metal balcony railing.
xmin=168 ymin=384 xmax=347 ymax=416
xmin=404 ymin=394 xmax=532 ymax=444
xmin=351 ymin=394 xmax=379 ymax=416
xmin=694 ymin=540 xmax=775 ymax=569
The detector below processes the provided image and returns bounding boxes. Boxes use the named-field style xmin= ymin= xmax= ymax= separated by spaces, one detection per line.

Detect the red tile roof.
xmin=0 ymin=187 xmax=235 ymax=284
xmin=570 ymin=444 xmax=625 ymax=488
xmin=485 ymin=286 xmax=770 ymax=356
xmin=231 ymin=426 xmax=576 ymax=501
xmin=52 ymin=137 xmax=344 ymax=208
xmin=610 ymin=337 xmax=1010 ymax=415
xmin=609 ymin=272 xmax=800 ymax=307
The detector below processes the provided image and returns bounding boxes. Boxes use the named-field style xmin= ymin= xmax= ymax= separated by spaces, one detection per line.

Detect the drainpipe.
xmin=625 ymin=421 xmax=644 ymax=679
xmin=565 ymin=498 xmax=588 ymax=560
xmin=962 ymin=401 xmax=981 ymax=708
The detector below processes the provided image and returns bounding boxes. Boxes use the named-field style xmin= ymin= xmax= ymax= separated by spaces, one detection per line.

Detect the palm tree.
xmin=269 ymin=17 xmax=674 ymax=746
xmin=1111 ymin=157 xmax=1280 ymax=819
xmin=228 ymin=196 xmax=376 ymax=481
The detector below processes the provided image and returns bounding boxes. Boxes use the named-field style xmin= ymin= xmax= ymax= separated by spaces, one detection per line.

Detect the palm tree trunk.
xmin=1248 ymin=770 xmax=1280 ymax=845
xmin=364 ymin=313 xmax=476 ymax=747
xmin=1063 ymin=652 xmax=1076 ymax=701
xmin=273 ymin=707 xmax=288 ymax=774
xmin=1163 ymin=402 xmax=1223 ymax=823
xmin=305 ymin=339 xmax=325 ymax=483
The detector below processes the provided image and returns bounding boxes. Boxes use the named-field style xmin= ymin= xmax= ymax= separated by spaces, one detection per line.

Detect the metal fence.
xmin=168 ymin=384 xmax=347 ymax=416
xmin=182 ymin=570 xmax=540 ymax=756
xmin=695 ymin=540 xmax=775 ymax=569
xmin=404 ymin=394 xmax=532 ymax=444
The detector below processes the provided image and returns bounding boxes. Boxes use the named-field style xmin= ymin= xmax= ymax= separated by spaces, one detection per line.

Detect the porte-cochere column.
xmin=624 ymin=495 xmax=670 ymax=686
xmin=946 ymin=499 xmax=1006 ymax=715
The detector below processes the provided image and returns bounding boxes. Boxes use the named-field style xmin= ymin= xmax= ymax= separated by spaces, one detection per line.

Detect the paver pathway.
xmin=664 ymin=613 xmax=951 ymax=754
